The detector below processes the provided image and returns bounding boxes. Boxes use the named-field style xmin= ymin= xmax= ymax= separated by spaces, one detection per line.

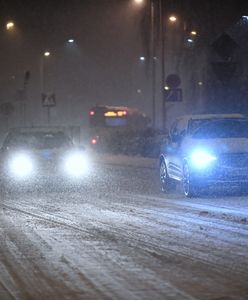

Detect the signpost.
xmin=41 ymin=93 xmax=56 ymax=124
xmin=164 ymin=88 xmax=182 ymax=102
xmin=165 ymin=74 xmax=181 ymax=89
xmin=163 ymin=74 xmax=182 ymax=130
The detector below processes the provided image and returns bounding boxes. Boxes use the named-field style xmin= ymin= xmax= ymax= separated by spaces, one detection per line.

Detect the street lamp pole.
xmin=40 ymin=57 xmax=44 ymax=94
xmin=134 ymin=0 xmax=159 ymax=128
xmin=40 ymin=51 xmax=51 ymax=124
xmin=40 ymin=51 xmax=50 ymax=93
xmin=151 ymin=0 xmax=156 ymax=128
xmin=159 ymin=0 xmax=166 ymax=131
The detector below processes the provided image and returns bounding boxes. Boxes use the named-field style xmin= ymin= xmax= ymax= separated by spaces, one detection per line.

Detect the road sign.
xmin=42 ymin=93 xmax=56 ymax=107
xmin=164 ymin=88 xmax=182 ymax=102
xmin=212 ymin=33 xmax=238 ymax=60
xmin=166 ymin=74 xmax=181 ymax=89
xmin=211 ymin=62 xmax=237 ymax=84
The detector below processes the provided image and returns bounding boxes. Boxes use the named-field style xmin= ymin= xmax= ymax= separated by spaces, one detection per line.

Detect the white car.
xmin=159 ymin=114 xmax=248 ymax=197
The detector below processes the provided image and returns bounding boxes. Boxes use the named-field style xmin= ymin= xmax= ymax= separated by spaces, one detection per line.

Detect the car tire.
xmin=160 ymin=160 xmax=176 ymax=193
xmin=183 ymin=163 xmax=198 ymax=198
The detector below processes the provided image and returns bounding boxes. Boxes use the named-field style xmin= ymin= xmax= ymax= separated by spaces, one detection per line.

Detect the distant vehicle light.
xmin=64 ymin=152 xmax=89 ymax=177
xmin=91 ymin=138 xmax=97 ymax=145
xmin=104 ymin=111 xmax=117 ymax=117
xmin=89 ymin=111 xmax=95 ymax=116
xmin=117 ymin=111 xmax=127 ymax=117
xmin=191 ymin=150 xmax=217 ymax=168
xmin=104 ymin=111 xmax=127 ymax=117
xmin=9 ymin=154 xmax=33 ymax=178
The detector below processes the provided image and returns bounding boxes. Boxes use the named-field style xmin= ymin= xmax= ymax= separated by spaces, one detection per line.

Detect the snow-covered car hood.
xmin=182 ymin=137 xmax=248 ymax=155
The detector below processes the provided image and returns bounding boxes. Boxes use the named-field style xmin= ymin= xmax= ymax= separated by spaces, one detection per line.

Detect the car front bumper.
xmin=190 ymin=165 xmax=248 ymax=186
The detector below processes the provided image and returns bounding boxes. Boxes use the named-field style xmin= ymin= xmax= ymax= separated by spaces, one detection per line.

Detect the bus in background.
xmin=89 ymin=105 xmax=150 ymax=149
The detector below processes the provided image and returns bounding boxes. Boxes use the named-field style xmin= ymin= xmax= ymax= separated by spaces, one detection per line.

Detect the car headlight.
xmin=191 ymin=150 xmax=217 ymax=168
xmin=64 ymin=152 xmax=89 ymax=177
xmin=8 ymin=154 xmax=33 ymax=178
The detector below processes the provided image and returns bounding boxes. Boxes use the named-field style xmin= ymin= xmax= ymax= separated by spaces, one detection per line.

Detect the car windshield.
xmin=5 ymin=132 xmax=72 ymax=149
xmin=192 ymin=119 xmax=248 ymax=139
xmin=188 ymin=119 xmax=215 ymax=134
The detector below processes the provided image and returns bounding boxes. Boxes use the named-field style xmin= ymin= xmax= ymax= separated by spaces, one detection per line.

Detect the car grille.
xmin=36 ymin=154 xmax=59 ymax=173
xmin=219 ymin=153 xmax=248 ymax=168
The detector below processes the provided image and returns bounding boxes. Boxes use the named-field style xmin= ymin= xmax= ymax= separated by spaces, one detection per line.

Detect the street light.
xmin=191 ymin=31 xmax=197 ymax=36
xmin=6 ymin=21 xmax=15 ymax=30
xmin=44 ymin=51 xmax=50 ymax=57
xmin=68 ymin=39 xmax=75 ymax=43
xmin=134 ymin=0 xmax=143 ymax=3
xmin=169 ymin=15 xmax=177 ymax=22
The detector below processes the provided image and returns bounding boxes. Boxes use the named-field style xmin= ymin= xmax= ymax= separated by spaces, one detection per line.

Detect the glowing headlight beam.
xmin=9 ymin=154 xmax=33 ymax=178
xmin=191 ymin=150 xmax=216 ymax=168
xmin=64 ymin=153 xmax=89 ymax=177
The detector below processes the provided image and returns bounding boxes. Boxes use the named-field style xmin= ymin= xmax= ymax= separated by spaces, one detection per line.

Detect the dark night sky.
xmin=0 ymin=0 xmax=146 ymax=129
xmin=0 ymin=0 xmax=247 ymax=130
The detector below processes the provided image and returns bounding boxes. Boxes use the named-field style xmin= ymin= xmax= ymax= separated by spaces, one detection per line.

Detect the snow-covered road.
xmin=0 ymin=155 xmax=248 ymax=299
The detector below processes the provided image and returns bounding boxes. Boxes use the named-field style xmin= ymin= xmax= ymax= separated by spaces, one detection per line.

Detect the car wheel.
xmin=160 ymin=160 xmax=176 ymax=193
xmin=183 ymin=163 xmax=198 ymax=198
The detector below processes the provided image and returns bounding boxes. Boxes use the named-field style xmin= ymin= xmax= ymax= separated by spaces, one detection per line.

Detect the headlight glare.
xmin=65 ymin=153 xmax=89 ymax=177
xmin=9 ymin=154 xmax=33 ymax=178
xmin=191 ymin=150 xmax=216 ymax=168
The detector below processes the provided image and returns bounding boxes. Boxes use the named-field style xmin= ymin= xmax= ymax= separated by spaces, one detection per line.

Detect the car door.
xmin=165 ymin=120 xmax=185 ymax=181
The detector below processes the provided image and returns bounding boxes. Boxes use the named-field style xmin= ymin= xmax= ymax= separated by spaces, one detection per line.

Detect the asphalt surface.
xmin=0 ymin=155 xmax=248 ymax=300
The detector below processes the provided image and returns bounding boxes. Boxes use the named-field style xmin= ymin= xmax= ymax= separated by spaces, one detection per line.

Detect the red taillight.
xmin=89 ymin=111 xmax=95 ymax=116
xmin=91 ymin=138 xmax=97 ymax=145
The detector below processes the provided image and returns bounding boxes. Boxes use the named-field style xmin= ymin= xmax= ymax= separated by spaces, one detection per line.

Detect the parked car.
xmin=159 ymin=114 xmax=248 ymax=197
xmin=0 ymin=128 xmax=90 ymax=191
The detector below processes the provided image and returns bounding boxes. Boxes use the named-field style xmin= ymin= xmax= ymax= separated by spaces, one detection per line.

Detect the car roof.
xmin=90 ymin=105 xmax=147 ymax=116
xmin=171 ymin=114 xmax=247 ymax=133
